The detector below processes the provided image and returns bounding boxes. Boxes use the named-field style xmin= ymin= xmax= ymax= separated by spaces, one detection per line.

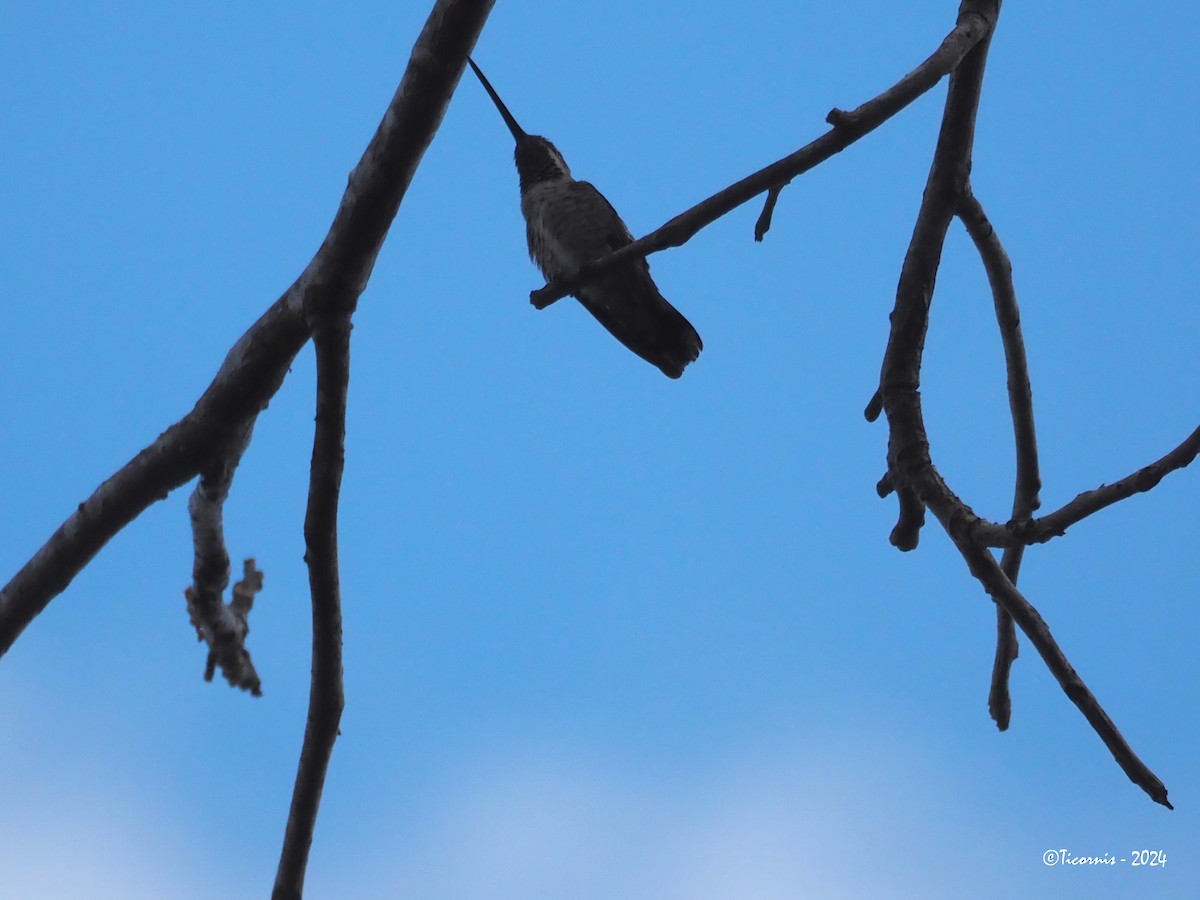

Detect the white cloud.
xmin=313 ymin=734 xmax=1003 ymax=900
xmin=0 ymin=787 xmax=207 ymax=900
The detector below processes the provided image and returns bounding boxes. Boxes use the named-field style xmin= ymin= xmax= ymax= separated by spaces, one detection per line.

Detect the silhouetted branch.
xmin=956 ymin=186 xmax=1039 ymax=730
xmin=757 ymin=1 xmax=997 ymax=240
xmin=876 ymin=26 xmax=984 ymax=550
xmin=932 ymin=424 xmax=1200 ymax=551
xmin=988 ymin=548 xmax=1021 ymax=729
xmin=272 ymin=4 xmax=499 ymax=896
xmin=878 ymin=5 xmax=995 ymax=535
xmin=1018 ymin=426 xmax=1200 ymax=541
xmin=529 ymin=1 xmax=996 ymax=309
xmin=185 ymin=558 xmax=266 ymax=689
xmin=273 ymin=314 xmax=351 ymax=900
xmin=0 ymin=0 xmax=493 ymax=673
xmin=875 ymin=1 xmax=1173 ymax=805
xmin=0 ymin=298 xmax=310 ymax=656
xmin=184 ymin=423 xmax=265 ymax=693
xmin=957 ymin=188 xmax=1041 ymax=515
xmin=754 ymin=186 xmax=785 ymax=244
xmin=3 ymin=1 xmax=497 ymax=890
xmin=952 ymin=538 xmax=1172 ymax=808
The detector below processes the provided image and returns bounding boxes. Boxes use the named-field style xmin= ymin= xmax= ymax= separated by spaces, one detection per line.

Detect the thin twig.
xmin=944 ymin=424 xmax=1200 ymax=550
xmin=529 ymin=4 xmax=995 ymax=309
xmin=952 ymin=540 xmax=1171 ymax=808
xmin=957 ymin=189 xmax=1041 ymax=513
xmin=956 ymin=187 xmax=1040 ymax=730
xmin=1019 ymin=426 xmax=1200 ymax=542
xmin=0 ymin=299 xmax=310 ymax=656
xmin=754 ymin=186 xmax=784 ymax=242
xmin=989 ymin=548 xmax=1020 ymax=729
xmin=184 ymin=423 xmax=265 ymax=693
xmin=272 ymin=315 xmax=351 ymax=900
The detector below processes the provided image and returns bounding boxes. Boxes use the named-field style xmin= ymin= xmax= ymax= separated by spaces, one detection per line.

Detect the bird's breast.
xmin=521 ymin=181 xmax=614 ymax=280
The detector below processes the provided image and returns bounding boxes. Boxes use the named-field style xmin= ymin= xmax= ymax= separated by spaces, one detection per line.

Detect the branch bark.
xmin=955 ymin=539 xmax=1172 ymax=807
xmin=272 ymin=4 xmax=500 ymax=894
xmin=1015 ymin=427 xmax=1200 ymax=542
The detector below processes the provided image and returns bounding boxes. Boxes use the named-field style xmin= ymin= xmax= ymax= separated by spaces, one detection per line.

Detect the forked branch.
xmin=876 ymin=0 xmax=1178 ymax=806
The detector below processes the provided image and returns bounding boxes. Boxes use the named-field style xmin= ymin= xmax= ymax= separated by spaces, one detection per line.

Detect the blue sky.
xmin=1 ymin=3 xmax=1197 ymax=897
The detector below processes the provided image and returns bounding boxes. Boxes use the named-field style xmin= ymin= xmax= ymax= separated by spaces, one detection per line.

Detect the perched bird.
xmin=467 ymin=58 xmax=703 ymax=378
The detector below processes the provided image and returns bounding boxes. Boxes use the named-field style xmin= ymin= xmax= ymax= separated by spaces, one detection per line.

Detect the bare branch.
xmin=878 ymin=7 xmax=997 ymax=538
xmin=754 ymin=186 xmax=785 ymax=243
xmin=273 ymin=314 xmax=351 ymax=900
xmin=875 ymin=2 xmax=1172 ymax=804
xmin=0 ymin=0 xmax=496 ymax=666
xmin=957 ymin=188 xmax=1041 ymax=515
xmin=952 ymin=540 xmax=1172 ymax=808
xmin=0 ymin=298 xmax=309 ymax=656
xmin=956 ymin=187 xmax=1040 ymax=730
xmin=272 ymin=3 xmax=498 ymax=895
xmin=184 ymin=559 xmax=266 ymax=688
xmin=1020 ymin=425 xmax=1200 ymax=542
xmin=184 ymin=423 xmax=264 ymax=693
xmin=941 ymin=424 xmax=1200 ymax=551
xmin=988 ymin=549 xmax=1021 ymax=729
xmin=300 ymin=1 xmax=497 ymax=312
xmin=529 ymin=2 xmax=996 ymax=309
xmin=757 ymin=1 xmax=996 ymax=240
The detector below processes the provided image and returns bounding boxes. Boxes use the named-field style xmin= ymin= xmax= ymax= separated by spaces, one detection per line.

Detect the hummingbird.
xmin=467 ymin=58 xmax=703 ymax=379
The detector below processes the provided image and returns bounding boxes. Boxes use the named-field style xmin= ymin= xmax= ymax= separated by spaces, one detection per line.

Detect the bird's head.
xmin=468 ymin=58 xmax=571 ymax=191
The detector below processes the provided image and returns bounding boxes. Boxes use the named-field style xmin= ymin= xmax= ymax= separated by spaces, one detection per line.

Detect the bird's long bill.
xmin=467 ymin=57 xmax=527 ymax=142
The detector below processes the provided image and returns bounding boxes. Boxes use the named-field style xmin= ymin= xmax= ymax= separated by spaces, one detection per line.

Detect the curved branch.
xmin=186 ymin=422 xmax=264 ymax=693
xmin=876 ymin=1 xmax=1171 ymax=805
xmin=956 ymin=187 xmax=1040 ymax=729
xmin=878 ymin=2 xmax=996 ymax=550
xmin=272 ymin=4 xmax=499 ymax=895
xmin=957 ymin=188 xmax=1041 ymax=515
xmin=529 ymin=3 xmax=995 ymax=309
xmin=272 ymin=314 xmax=350 ymax=900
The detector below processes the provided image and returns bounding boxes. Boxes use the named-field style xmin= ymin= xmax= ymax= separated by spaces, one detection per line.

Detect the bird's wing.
xmin=568 ymin=181 xmax=644 ymax=266
xmin=562 ymin=181 xmax=702 ymax=378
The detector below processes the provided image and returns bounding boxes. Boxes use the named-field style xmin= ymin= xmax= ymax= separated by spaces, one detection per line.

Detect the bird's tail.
xmin=576 ymin=270 xmax=702 ymax=379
